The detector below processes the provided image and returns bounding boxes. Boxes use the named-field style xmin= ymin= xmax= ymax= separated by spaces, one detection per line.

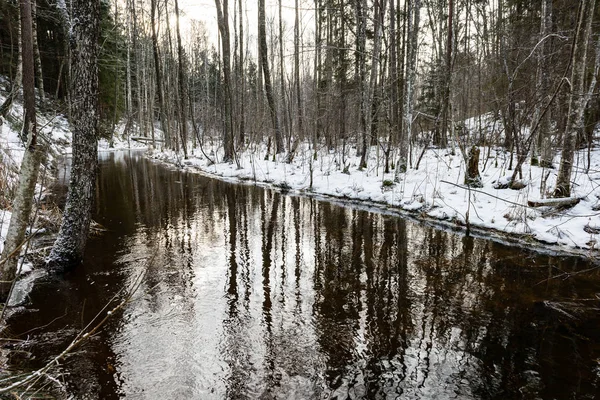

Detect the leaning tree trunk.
xmin=554 ymin=0 xmax=595 ymax=198
xmin=47 ymin=0 xmax=100 ymax=271
xmin=0 ymin=0 xmax=43 ymax=301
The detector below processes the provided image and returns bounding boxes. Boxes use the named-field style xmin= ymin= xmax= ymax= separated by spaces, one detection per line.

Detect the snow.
xmin=148 ymin=135 xmax=600 ymax=255
xmin=0 ymin=85 xmax=72 ymax=270
xmin=0 ymin=209 xmax=9 ymax=256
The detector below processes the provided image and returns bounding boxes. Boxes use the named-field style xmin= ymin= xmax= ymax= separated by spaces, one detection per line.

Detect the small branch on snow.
xmin=528 ymin=197 xmax=581 ymax=208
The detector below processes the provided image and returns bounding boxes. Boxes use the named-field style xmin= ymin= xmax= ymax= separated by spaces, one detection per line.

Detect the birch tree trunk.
xmin=554 ymin=0 xmax=595 ymax=198
xmin=0 ymin=0 xmax=42 ymax=300
xmin=396 ymin=0 xmax=420 ymax=179
xmin=31 ymin=0 xmax=44 ymax=100
xmin=47 ymin=0 xmax=100 ymax=270
xmin=359 ymin=0 xmax=386 ymax=169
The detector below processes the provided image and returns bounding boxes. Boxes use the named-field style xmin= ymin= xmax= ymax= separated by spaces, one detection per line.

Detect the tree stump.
xmin=464 ymin=145 xmax=483 ymax=188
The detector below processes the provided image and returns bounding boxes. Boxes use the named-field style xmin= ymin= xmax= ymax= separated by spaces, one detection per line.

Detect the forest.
xmin=0 ymin=0 xmax=599 ymax=256
xmin=0 ymin=0 xmax=597 ymax=174
xmin=0 ymin=0 xmax=600 ymax=397
xmin=0 ymin=0 xmax=598 ymax=274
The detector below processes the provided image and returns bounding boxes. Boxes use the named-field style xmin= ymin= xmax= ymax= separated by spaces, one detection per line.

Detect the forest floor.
xmin=1 ymin=81 xmax=599 ymax=259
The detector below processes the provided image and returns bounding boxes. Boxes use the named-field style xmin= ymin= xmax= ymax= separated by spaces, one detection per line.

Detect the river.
xmin=4 ymin=150 xmax=600 ymax=399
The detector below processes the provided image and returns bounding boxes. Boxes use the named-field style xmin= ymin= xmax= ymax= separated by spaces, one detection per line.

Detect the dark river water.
xmin=4 ymin=151 xmax=600 ymax=399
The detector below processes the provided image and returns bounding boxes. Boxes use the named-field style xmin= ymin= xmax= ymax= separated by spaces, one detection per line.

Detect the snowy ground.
xmin=0 ymin=83 xmax=70 ymax=262
xmin=148 ymin=135 xmax=600 ymax=256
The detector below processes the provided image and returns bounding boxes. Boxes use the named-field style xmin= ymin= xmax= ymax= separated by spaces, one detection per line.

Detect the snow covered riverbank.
xmin=1 ymin=77 xmax=598 ymax=257
xmin=147 ymin=140 xmax=600 ymax=256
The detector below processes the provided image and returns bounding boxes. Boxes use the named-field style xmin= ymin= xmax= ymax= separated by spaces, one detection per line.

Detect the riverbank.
xmin=146 ymin=138 xmax=600 ymax=257
xmin=1 ymin=77 xmax=599 ymax=259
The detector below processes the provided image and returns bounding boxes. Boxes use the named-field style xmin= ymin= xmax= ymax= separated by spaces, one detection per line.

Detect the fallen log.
xmin=527 ymin=197 xmax=580 ymax=208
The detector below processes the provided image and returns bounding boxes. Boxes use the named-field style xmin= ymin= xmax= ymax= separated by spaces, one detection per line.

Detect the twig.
xmin=440 ymin=179 xmax=535 ymax=209
xmin=0 ymin=268 xmax=149 ymax=394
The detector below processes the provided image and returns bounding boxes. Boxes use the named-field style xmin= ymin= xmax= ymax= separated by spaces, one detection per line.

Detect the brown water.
xmin=4 ymin=151 xmax=600 ymax=399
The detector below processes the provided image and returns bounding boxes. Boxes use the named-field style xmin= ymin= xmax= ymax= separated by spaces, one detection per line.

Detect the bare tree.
xmin=396 ymin=0 xmax=420 ymax=178
xmin=214 ymin=0 xmax=235 ymax=161
xmin=554 ymin=0 xmax=595 ymax=198
xmin=151 ymin=0 xmax=170 ymax=148
xmin=0 ymin=0 xmax=43 ymax=299
xmin=258 ymin=0 xmax=284 ymax=154
xmin=531 ymin=0 xmax=553 ymax=168
xmin=174 ymin=0 xmax=188 ymax=158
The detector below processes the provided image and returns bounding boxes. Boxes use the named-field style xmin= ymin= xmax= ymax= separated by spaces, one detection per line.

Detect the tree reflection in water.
xmin=5 ymin=151 xmax=598 ymax=399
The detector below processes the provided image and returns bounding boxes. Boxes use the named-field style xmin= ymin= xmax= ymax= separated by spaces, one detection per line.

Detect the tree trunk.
xmin=554 ymin=0 xmax=595 ymax=198
xmin=396 ymin=0 xmax=420 ymax=179
xmin=259 ymin=0 xmax=284 ymax=154
xmin=151 ymin=0 xmax=170 ymax=148
xmin=174 ymin=0 xmax=188 ymax=158
xmin=238 ymin=0 xmax=245 ymax=145
xmin=214 ymin=0 xmax=235 ymax=161
xmin=0 ymin=0 xmax=42 ymax=300
xmin=31 ymin=0 xmax=44 ymax=100
xmin=464 ymin=146 xmax=483 ymax=187
xmin=286 ymin=0 xmax=303 ymax=163
xmin=359 ymin=0 xmax=386 ymax=169
xmin=47 ymin=0 xmax=100 ymax=271
xmin=437 ymin=0 xmax=453 ymax=148
xmin=531 ymin=0 xmax=553 ymax=168
xmin=356 ymin=0 xmax=367 ymax=160
xmin=386 ymin=0 xmax=398 ymax=174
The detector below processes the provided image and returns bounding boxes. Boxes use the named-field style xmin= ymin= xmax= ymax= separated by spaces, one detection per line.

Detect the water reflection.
xmin=5 ymin=151 xmax=600 ymax=399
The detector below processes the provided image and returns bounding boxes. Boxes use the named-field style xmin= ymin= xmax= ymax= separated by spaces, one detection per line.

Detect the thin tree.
xmin=151 ymin=0 xmax=171 ymax=148
xmin=396 ymin=0 xmax=420 ymax=178
xmin=214 ymin=0 xmax=235 ymax=161
xmin=31 ymin=0 xmax=44 ymax=100
xmin=258 ymin=0 xmax=284 ymax=154
xmin=238 ymin=0 xmax=245 ymax=145
xmin=531 ymin=0 xmax=553 ymax=168
xmin=174 ymin=0 xmax=188 ymax=158
xmin=0 ymin=0 xmax=43 ymax=300
xmin=47 ymin=0 xmax=100 ymax=270
xmin=359 ymin=0 xmax=386 ymax=169
xmin=0 ymin=7 xmax=21 ymax=119
xmin=286 ymin=0 xmax=303 ymax=163
xmin=554 ymin=0 xmax=595 ymax=198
